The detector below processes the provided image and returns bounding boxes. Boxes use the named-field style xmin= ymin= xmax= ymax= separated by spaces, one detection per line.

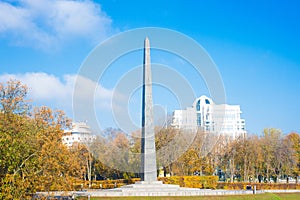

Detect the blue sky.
xmin=0 ymin=0 xmax=299 ymax=135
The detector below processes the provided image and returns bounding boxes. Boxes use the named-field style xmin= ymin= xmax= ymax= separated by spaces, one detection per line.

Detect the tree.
xmin=90 ymin=130 xmax=137 ymax=180
xmin=285 ymin=132 xmax=300 ymax=183
xmin=156 ymin=128 xmax=197 ymax=176
xmin=0 ymin=80 xmax=82 ymax=199
xmin=90 ymin=136 xmax=114 ymax=179
xmin=231 ymin=135 xmax=258 ymax=182
xmin=0 ymin=79 xmax=29 ymax=115
xmin=260 ymin=128 xmax=282 ymax=182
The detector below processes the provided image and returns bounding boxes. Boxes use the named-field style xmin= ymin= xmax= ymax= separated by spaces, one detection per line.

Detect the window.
xmin=206 ymin=126 xmax=210 ymax=131
xmin=196 ymin=100 xmax=201 ymax=111
xmin=205 ymin=99 xmax=210 ymax=104
xmin=197 ymin=113 xmax=201 ymax=126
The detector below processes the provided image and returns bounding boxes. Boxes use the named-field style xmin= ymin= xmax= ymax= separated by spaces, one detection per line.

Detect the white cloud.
xmin=0 ymin=72 xmax=141 ymax=131
xmin=0 ymin=0 xmax=112 ymax=48
xmin=0 ymin=72 xmax=113 ymax=111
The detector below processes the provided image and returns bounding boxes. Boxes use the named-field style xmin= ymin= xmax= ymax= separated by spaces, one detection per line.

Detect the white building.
xmin=62 ymin=122 xmax=96 ymax=147
xmin=172 ymin=95 xmax=246 ymax=139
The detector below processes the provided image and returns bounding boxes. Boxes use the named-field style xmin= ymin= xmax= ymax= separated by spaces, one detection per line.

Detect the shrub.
xmin=158 ymin=176 xmax=218 ymax=189
xmin=78 ymin=178 xmax=141 ymax=189
xmin=74 ymin=176 xmax=220 ymax=190
xmin=216 ymin=182 xmax=300 ymax=190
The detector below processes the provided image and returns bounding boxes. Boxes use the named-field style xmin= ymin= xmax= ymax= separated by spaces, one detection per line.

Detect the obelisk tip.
xmin=144 ymin=37 xmax=150 ymax=49
xmin=145 ymin=37 xmax=150 ymax=44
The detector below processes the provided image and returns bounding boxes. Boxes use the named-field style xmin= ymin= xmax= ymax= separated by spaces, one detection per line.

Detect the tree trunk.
xmin=169 ymin=163 xmax=173 ymax=176
xmin=266 ymin=165 xmax=269 ymax=182
xmin=230 ymin=159 xmax=235 ymax=183
xmin=243 ymin=156 xmax=248 ymax=182
xmin=86 ymin=152 xmax=92 ymax=188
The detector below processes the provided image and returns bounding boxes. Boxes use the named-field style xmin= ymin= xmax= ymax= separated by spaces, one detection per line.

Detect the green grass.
xmin=86 ymin=193 xmax=300 ymax=200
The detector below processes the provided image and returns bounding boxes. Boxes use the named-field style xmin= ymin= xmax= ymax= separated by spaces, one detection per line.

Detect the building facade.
xmin=62 ymin=122 xmax=96 ymax=147
xmin=172 ymin=95 xmax=246 ymax=139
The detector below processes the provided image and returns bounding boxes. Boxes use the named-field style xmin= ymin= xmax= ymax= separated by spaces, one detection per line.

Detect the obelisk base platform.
xmin=78 ymin=181 xmax=237 ymax=197
xmin=120 ymin=181 xmax=180 ymax=191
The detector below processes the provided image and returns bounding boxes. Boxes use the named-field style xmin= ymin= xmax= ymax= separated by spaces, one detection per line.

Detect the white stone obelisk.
xmin=140 ymin=37 xmax=157 ymax=182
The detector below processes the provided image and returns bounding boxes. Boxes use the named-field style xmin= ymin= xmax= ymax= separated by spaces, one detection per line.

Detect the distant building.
xmin=62 ymin=122 xmax=96 ymax=147
xmin=172 ymin=95 xmax=246 ymax=139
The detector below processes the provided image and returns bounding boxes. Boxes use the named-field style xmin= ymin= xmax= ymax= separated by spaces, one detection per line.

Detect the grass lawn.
xmin=86 ymin=193 xmax=300 ymax=200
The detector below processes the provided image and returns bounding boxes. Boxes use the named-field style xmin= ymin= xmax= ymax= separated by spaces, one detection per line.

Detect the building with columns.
xmin=172 ymin=95 xmax=246 ymax=139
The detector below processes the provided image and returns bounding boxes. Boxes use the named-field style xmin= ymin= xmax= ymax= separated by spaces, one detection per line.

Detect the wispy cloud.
xmin=0 ymin=72 xmax=114 ymax=111
xmin=0 ymin=0 xmax=112 ymax=49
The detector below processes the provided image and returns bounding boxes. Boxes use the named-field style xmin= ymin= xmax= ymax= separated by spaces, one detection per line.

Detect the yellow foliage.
xmin=158 ymin=176 xmax=218 ymax=189
xmin=217 ymin=182 xmax=300 ymax=190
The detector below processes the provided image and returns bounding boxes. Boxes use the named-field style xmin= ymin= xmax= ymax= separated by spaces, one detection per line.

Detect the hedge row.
xmin=216 ymin=182 xmax=300 ymax=190
xmin=73 ymin=178 xmax=141 ymax=190
xmin=73 ymin=176 xmax=218 ymax=190
xmin=73 ymin=177 xmax=300 ymax=190
xmin=158 ymin=176 xmax=218 ymax=189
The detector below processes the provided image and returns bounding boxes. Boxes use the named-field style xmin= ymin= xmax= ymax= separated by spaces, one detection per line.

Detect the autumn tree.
xmin=90 ymin=135 xmax=118 ymax=179
xmin=155 ymin=128 xmax=197 ymax=176
xmin=284 ymin=132 xmax=300 ymax=183
xmin=0 ymin=80 xmax=82 ymax=199
xmin=0 ymin=79 xmax=29 ymax=115
xmin=260 ymin=128 xmax=282 ymax=181
xmin=229 ymin=135 xmax=257 ymax=182
xmin=90 ymin=130 xmax=138 ymax=180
